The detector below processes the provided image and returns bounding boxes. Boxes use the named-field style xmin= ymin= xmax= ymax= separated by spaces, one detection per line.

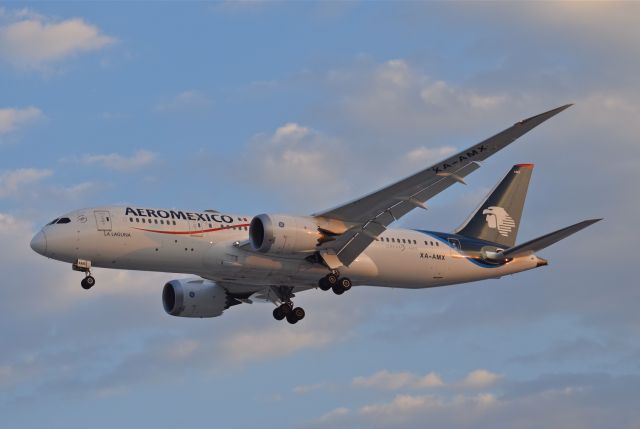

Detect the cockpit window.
xmin=47 ymin=218 xmax=60 ymax=225
xmin=56 ymin=217 xmax=71 ymax=224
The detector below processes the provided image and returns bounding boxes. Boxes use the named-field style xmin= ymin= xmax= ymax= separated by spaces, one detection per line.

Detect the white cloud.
xmin=234 ymin=122 xmax=351 ymax=210
xmin=312 ymin=372 xmax=640 ymax=429
xmin=353 ymin=370 xmax=445 ymax=390
xmin=360 ymin=393 xmax=444 ymax=417
xmin=403 ymin=145 xmax=457 ymax=166
xmin=339 ymin=59 xmax=512 ymax=137
xmin=459 ymin=369 xmax=502 ymax=388
xmin=0 ymin=13 xmax=114 ymax=68
xmin=315 ymin=407 xmax=351 ymax=423
xmin=222 ymin=326 xmax=334 ymax=363
xmin=165 ymin=339 xmax=200 ymax=361
xmin=0 ymin=168 xmax=52 ymax=198
xmin=154 ymin=90 xmax=212 ymax=113
xmin=78 ymin=150 xmax=157 ymax=171
xmin=0 ymin=106 xmax=43 ymax=134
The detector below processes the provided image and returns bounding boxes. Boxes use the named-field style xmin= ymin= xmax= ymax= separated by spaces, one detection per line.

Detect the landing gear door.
xmin=94 ymin=210 xmax=112 ymax=231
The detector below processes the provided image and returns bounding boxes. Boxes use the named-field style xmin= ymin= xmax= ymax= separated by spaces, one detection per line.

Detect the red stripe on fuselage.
xmin=132 ymin=223 xmax=250 ymax=235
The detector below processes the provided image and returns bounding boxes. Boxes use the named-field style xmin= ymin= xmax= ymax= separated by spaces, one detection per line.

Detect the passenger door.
xmin=94 ymin=210 xmax=112 ymax=231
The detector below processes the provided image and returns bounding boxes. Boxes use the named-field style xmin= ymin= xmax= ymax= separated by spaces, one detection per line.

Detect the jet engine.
xmin=249 ymin=214 xmax=329 ymax=254
xmin=162 ymin=278 xmax=231 ymax=318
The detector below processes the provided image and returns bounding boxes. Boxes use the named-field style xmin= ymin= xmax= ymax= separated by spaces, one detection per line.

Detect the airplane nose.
xmin=30 ymin=230 xmax=47 ymax=255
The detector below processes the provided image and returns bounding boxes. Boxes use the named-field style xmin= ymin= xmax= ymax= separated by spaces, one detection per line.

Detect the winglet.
xmin=516 ymin=103 xmax=573 ymax=126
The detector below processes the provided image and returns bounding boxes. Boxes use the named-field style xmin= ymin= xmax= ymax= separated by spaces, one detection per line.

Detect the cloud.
xmin=0 ymin=168 xmax=52 ymax=198
xmin=312 ymin=372 xmax=640 ymax=429
xmin=0 ymin=106 xmax=43 ymax=134
xmin=154 ymin=90 xmax=212 ymax=113
xmin=459 ymin=369 xmax=502 ymax=388
xmin=0 ymin=12 xmax=114 ymax=69
xmin=232 ymin=123 xmax=351 ymax=210
xmin=333 ymin=59 xmax=513 ymax=140
xmin=77 ymin=150 xmax=157 ymax=171
xmin=353 ymin=370 xmax=444 ymax=390
xmin=403 ymin=145 xmax=457 ymax=167
xmin=315 ymin=407 xmax=351 ymax=424
xmin=222 ymin=326 xmax=334 ymax=363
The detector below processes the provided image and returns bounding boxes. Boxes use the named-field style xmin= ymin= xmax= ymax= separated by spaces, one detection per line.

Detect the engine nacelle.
xmin=249 ymin=214 xmax=324 ymax=254
xmin=162 ymin=278 xmax=228 ymax=318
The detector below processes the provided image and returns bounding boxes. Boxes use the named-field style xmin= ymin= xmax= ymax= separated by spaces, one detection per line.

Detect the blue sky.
xmin=1 ymin=2 xmax=639 ymax=428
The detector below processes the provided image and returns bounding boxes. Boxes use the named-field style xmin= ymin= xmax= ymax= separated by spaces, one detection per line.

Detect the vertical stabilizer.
xmin=455 ymin=164 xmax=533 ymax=247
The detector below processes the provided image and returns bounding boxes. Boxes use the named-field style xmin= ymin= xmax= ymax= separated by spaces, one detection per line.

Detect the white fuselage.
xmin=32 ymin=206 xmax=542 ymax=290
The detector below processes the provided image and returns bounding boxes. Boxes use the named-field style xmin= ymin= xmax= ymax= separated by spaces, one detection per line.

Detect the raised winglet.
xmin=516 ymin=104 xmax=573 ymax=126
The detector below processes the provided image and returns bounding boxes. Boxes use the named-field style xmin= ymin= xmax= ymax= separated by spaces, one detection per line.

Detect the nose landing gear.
xmin=73 ymin=259 xmax=95 ymax=290
xmin=81 ymin=274 xmax=96 ymax=290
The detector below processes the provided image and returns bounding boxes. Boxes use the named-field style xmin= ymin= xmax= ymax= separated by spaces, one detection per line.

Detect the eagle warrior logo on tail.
xmin=482 ymin=206 xmax=516 ymax=237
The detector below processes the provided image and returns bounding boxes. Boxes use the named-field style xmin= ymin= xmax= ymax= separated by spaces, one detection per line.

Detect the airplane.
xmin=30 ymin=104 xmax=601 ymax=324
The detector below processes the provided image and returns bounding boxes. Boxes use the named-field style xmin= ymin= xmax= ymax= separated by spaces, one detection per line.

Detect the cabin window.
xmin=172 ymin=221 xmax=176 ymax=225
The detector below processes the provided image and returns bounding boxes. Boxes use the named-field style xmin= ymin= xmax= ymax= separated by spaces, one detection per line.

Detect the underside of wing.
xmin=217 ymin=281 xmax=316 ymax=306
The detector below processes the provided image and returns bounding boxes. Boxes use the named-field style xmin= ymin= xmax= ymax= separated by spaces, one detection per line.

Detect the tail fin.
xmin=456 ymin=164 xmax=534 ymax=247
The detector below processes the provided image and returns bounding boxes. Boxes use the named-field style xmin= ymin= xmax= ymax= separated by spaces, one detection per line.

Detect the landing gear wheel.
xmin=278 ymin=303 xmax=292 ymax=315
xmin=339 ymin=277 xmax=352 ymax=291
xmin=327 ymin=273 xmax=338 ymax=286
xmin=286 ymin=312 xmax=299 ymax=324
xmin=273 ymin=307 xmax=286 ymax=321
xmin=318 ymin=277 xmax=331 ymax=291
xmin=81 ymin=275 xmax=95 ymax=290
xmin=332 ymin=284 xmax=345 ymax=295
xmin=292 ymin=307 xmax=305 ymax=321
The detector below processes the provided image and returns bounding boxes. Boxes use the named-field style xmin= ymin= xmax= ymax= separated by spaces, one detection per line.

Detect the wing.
xmin=217 ymin=281 xmax=316 ymax=306
xmin=314 ymin=104 xmax=573 ymax=267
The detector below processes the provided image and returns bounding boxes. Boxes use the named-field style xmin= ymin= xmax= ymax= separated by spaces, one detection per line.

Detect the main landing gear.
xmin=273 ymin=303 xmax=306 ymax=324
xmin=318 ymin=272 xmax=352 ymax=295
xmin=271 ymin=286 xmax=306 ymax=324
xmin=73 ymin=259 xmax=95 ymax=290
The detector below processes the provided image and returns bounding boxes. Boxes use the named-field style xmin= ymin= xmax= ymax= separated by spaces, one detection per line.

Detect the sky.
xmin=1 ymin=2 xmax=639 ymax=428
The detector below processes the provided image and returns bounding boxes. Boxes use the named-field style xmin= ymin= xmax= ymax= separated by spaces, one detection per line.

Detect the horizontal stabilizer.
xmin=500 ymin=218 xmax=602 ymax=259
